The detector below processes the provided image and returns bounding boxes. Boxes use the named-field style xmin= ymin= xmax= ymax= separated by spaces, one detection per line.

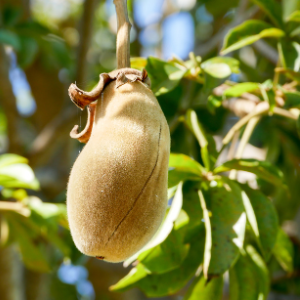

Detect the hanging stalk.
xmin=114 ymin=0 xmax=131 ymax=69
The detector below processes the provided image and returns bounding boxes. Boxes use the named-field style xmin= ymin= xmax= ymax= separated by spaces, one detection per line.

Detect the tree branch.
xmin=114 ymin=0 xmax=131 ymax=68
xmin=76 ymin=0 xmax=99 ymax=87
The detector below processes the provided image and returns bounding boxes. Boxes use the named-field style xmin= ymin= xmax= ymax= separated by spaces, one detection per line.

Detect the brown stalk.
xmin=114 ymin=0 xmax=131 ymax=69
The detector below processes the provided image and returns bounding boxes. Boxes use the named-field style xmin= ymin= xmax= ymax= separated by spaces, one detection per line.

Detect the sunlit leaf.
xmin=221 ymin=20 xmax=284 ymax=55
xmin=273 ymin=228 xmax=294 ymax=272
xmin=185 ymin=110 xmax=218 ymax=170
xmin=146 ymin=57 xmax=187 ymax=96
xmin=110 ymin=264 xmax=150 ymax=291
xmin=130 ymin=57 xmax=147 ymax=70
xmin=200 ymin=178 xmax=246 ymax=278
xmin=118 ymin=227 xmax=205 ymax=296
xmin=214 ymin=159 xmax=285 ymax=187
xmin=224 ymin=82 xmax=260 ymax=97
xmin=0 ymin=154 xmax=28 ymax=168
xmin=184 ymin=276 xmax=223 ymax=300
xmin=286 ymin=10 xmax=300 ymax=23
xmin=124 ymin=182 xmax=183 ymax=267
xmin=241 ymin=185 xmax=279 ymax=260
xmin=168 ymin=153 xmax=205 ymax=187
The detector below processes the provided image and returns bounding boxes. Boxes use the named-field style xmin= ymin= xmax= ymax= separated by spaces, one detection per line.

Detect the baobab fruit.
xmin=67 ymin=69 xmax=170 ymax=262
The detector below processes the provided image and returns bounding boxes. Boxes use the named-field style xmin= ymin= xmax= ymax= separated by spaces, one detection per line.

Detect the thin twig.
xmin=114 ymin=0 xmax=131 ymax=69
xmin=0 ymin=202 xmax=30 ymax=217
xmin=222 ymin=102 xmax=269 ymax=146
xmin=227 ymin=132 xmax=239 ymax=160
xmin=273 ymin=107 xmax=299 ymax=120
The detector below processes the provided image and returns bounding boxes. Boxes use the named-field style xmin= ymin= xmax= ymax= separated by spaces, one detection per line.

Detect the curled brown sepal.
xmin=70 ymin=102 xmax=97 ymax=143
xmin=69 ymin=68 xmax=151 ymax=143
xmin=68 ymin=73 xmax=112 ymax=110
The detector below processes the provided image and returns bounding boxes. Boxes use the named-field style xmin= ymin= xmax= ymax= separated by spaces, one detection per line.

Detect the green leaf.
xmin=185 ymin=110 xmax=218 ymax=170
xmin=241 ymin=186 xmax=279 ymax=260
xmin=2 ymin=6 xmax=22 ymax=26
xmin=229 ymin=246 xmax=269 ymax=300
xmin=246 ymin=245 xmax=269 ymax=299
xmin=251 ymin=0 xmax=284 ymax=28
xmin=224 ymin=82 xmax=260 ymax=97
xmin=0 ymin=154 xmax=28 ymax=168
xmin=0 ymin=164 xmax=40 ymax=190
xmin=119 ymin=227 xmax=205 ymax=297
xmin=200 ymin=178 xmax=246 ymax=278
xmin=202 ymin=57 xmax=240 ymax=74
xmin=0 ymin=29 xmax=21 ymax=50
xmin=139 ymin=229 xmax=190 ymax=274
xmin=146 ymin=57 xmax=187 ymax=96
xmin=184 ymin=276 xmax=223 ymax=300
xmin=286 ymin=10 xmax=300 ymax=23
xmin=110 ymin=264 xmax=150 ymax=291
xmin=18 ymin=36 xmax=39 ymax=68
xmin=284 ymin=91 xmax=300 ymax=109
xmin=207 ymin=95 xmax=223 ymax=114
xmin=6 ymin=214 xmax=51 ymax=272
xmin=221 ymin=20 xmax=285 ymax=55
xmin=182 ymin=181 xmax=204 ymax=231
xmin=168 ymin=153 xmax=205 ymax=187
xmin=278 ymin=41 xmax=300 ymax=72
xmin=124 ymin=182 xmax=183 ymax=267
xmin=273 ymin=228 xmax=294 ymax=272
xmin=130 ymin=57 xmax=147 ymax=70
xmin=214 ymin=159 xmax=285 ymax=187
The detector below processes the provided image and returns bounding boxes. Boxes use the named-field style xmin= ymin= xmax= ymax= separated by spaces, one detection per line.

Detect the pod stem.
xmin=114 ymin=0 xmax=131 ymax=69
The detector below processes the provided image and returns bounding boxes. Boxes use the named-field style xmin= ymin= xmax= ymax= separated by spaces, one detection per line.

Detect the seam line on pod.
xmin=105 ymin=124 xmax=162 ymax=245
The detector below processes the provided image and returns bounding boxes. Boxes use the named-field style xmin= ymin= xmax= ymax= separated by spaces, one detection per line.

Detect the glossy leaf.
xmin=241 ymin=186 xmax=279 ymax=260
xmin=200 ymin=179 xmax=246 ymax=278
xmin=273 ymin=228 xmax=294 ymax=272
xmin=110 ymin=264 xmax=150 ymax=291
xmin=224 ymin=82 xmax=260 ymax=97
xmin=184 ymin=276 xmax=223 ymax=300
xmin=168 ymin=153 xmax=205 ymax=187
xmin=214 ymin=159 xmax=285 ymax=187
xmin=139 ymin=229 xmax=190 ymax=274
xmin=146 ymin=57 xmax=187 ymax=96
xmin=124 ymin=182 xmax=183 ymax=267
xmin=221 ymin=20 xmax=284 ymax=55
xmin=251 ymin=0 xmax=284 ymax=28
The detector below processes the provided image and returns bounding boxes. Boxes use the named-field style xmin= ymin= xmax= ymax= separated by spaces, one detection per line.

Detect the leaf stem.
xmin=229 ymin=116 xmax=260 ymax=179
xmin=222 ymin=102 xmax=269 ymax=146
xmin=114 ymin=0 xmax=131 ymax=69
xmin=0 ymin=202 xmax=30 ymax=217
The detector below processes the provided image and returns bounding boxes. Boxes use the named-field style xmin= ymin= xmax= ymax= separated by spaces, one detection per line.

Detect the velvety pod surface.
xmin=67 ymin=73 xmax=170 ymax=262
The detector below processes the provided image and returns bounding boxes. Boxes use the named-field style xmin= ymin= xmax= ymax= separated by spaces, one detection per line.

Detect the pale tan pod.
xmin=67 ymin=69 xmax=170 ymax=262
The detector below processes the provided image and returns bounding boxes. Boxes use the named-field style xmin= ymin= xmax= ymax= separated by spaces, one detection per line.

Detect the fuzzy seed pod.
xmin=67 ymin=68 xmax=170 ymax=262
